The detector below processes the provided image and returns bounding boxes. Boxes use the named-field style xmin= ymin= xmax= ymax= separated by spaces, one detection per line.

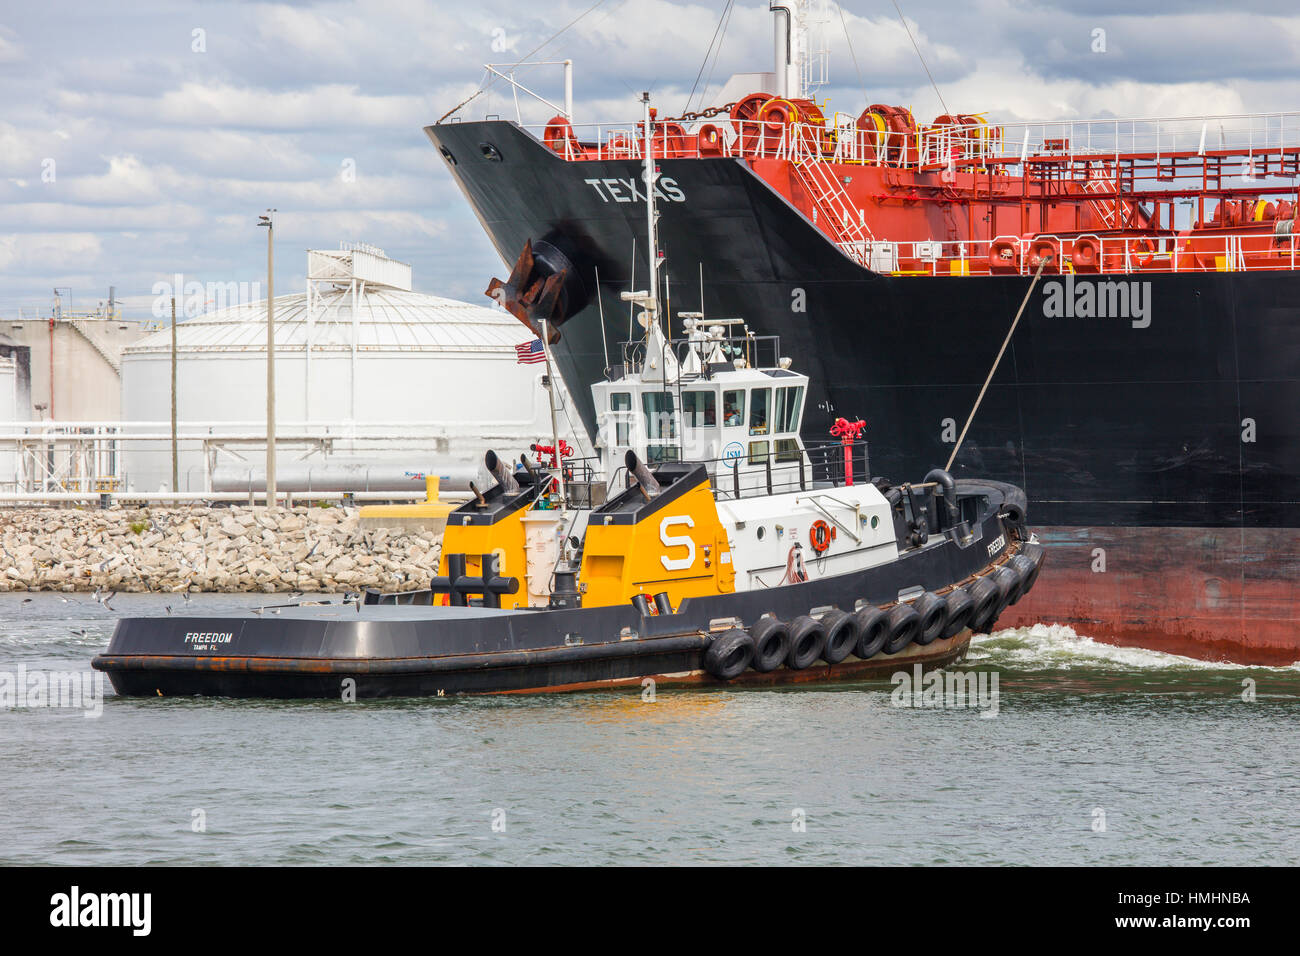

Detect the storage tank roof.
xmin=124 ymin=245 xmax=531 ymax=355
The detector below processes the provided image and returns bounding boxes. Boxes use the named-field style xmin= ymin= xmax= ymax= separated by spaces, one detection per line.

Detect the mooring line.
xmin=945 ymin=257 xmax=1050 ymax=472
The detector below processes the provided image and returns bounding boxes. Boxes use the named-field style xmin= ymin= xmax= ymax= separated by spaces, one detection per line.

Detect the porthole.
xmin=439 ymin=146 xmax=457 ymax=166
xmin=479 ymin=142 xmax=503 ymax=162
xmin=756 ymin=526 xmax=766 ymax=540
xmin=870 ymin=515 xmax=879 ymax=530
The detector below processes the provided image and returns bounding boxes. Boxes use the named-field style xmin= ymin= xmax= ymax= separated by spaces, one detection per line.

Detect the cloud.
xmin=0 ymin=232 xmax=103 ymax=273
xmin=2 ymin=0 xmax=1299 ymax=318
xmin=0 ymin=26 xmax=22 ymax=63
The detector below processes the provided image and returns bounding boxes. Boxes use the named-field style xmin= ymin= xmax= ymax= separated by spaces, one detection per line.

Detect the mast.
xmin=641 ymin=91 xmax=660 ymax=333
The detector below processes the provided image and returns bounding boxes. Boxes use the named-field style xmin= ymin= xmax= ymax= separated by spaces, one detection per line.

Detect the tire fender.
xmin=819 ymin=609 xmax=856 ymax=664
xmin=786 ymin=615 xmax=827 ymax=670
xmin=703 ymin=628 xmax=754 ymax=681
xmin=911 ymin=592 xmax=947 ymax=646
xmin=852 ymin=606 xmax=889 ymax=659
xmin=883 ymin=603 xmax=921 ymax=654
xmin=749 ymin=616 xmax=791 ymax=673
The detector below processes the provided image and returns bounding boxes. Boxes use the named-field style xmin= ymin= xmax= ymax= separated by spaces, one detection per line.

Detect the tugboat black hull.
xmin=94 ymin=631 xmax=970 ymax=699
xmin=94 ymin=487 xmax=1034 ymax=699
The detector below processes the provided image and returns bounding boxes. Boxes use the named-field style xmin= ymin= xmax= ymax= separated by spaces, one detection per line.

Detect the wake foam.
xmin=967 ymin=622 xmax=1300 ymax=672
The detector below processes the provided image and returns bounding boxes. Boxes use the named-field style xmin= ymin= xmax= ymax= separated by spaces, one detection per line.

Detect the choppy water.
xmin=2 ymin=593 xmax=1298 ymax=865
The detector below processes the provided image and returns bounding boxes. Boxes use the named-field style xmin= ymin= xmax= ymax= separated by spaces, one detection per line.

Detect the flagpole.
xmin=539 ymin=319 xmax=567 ymax=511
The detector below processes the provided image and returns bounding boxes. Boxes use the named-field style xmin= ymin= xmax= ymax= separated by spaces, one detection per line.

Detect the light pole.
xmin=170 ymin=295 xmax=178 ymax=493
xmin=257 ymin=209 xmax=277 ymax=508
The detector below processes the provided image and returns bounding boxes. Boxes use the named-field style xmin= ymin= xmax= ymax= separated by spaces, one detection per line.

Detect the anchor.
xmin=486 ymin=238 xmax=578 ymax=344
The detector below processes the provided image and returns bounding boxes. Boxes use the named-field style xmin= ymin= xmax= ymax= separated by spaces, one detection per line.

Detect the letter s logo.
xmin=660 ymin=515 xmax=696 ymax=571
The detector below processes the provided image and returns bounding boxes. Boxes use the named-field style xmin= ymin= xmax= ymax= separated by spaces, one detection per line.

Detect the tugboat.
xmin=92 ymin=102 xmax=1043 ymax=698
xmin=91 ymin=308 xmax=1041 ymax=697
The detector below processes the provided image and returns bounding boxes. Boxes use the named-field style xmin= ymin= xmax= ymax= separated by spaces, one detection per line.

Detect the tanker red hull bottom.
xmin=1000 ymin=527 xmax=1300 ymax=666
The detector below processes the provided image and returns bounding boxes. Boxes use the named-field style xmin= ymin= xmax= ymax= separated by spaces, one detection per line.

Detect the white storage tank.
xmin=120 ymin=243 xmax=584 ymax=493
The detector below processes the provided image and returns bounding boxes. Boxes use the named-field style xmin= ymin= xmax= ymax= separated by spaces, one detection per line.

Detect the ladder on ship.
xmin=1080 ymin=159 xmax=1145 ymax=232
xmin=792 ymin=138 xmax=875 ymax=263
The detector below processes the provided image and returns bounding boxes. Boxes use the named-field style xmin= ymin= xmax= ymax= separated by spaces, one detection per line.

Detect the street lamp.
xmin=257 ymin=209 xmax=277 ymax=508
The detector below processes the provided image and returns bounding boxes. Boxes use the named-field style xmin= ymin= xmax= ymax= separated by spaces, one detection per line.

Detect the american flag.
xmin=515 ymin=338 xmax=546 ymax=364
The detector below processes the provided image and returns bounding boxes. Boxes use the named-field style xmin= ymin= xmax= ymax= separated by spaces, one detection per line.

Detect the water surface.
xmin=2 ymin=593 xmax=1297 ymax=865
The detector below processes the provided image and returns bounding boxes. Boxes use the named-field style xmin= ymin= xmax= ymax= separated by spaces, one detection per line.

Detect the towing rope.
xmin=944 ymin=256 xmax=1050 ymax=472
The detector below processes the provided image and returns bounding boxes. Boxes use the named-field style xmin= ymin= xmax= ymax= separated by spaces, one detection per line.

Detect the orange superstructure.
xmin=536 ymin=97 xmax=1300 ymax=279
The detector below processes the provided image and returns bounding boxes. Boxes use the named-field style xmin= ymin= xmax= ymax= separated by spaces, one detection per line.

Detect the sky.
xmin=2 ymin=0 xmax=1298 ymax=319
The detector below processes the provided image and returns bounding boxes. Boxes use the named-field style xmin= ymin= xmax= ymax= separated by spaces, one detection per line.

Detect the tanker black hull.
xmin=427 ymin=120 xmax=1300 ymax=663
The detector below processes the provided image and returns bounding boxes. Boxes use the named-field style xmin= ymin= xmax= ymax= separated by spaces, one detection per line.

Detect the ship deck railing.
xmin=612 ymin=331 xmax=784 ymax=379
xmin=832 ymin=230 xmax=1300 ymax=277
xmin=495 ymin=108 xmax=1300 ymax=174
xmin=593 ymin=440 xmax=871 ymax=506
xmin=457 ymin=108 xmax=1300 ymax=275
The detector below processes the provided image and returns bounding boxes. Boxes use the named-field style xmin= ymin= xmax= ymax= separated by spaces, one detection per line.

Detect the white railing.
xmin=0 ymin=490 xmax=442 ymax=508
xmin=920 ymin=111 xmax=1300 ymax=171
xmin=506 ymin=109 xmax=1300 ymax=176
xmin=0 ymin=420 xmax=543 ymax=495
xmin=833 ymin=231 xmax=1300 ymax=277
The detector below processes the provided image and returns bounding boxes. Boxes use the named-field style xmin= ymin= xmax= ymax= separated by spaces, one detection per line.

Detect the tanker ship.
xmin=425 ymin=1 xmax=1300 ymax=664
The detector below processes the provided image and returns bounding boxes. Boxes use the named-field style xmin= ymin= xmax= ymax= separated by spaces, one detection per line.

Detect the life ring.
xmin=703 ymin=628 xmax=754 ymax=680
xmin=819 ymin=609 xmax=857 ymax=664
xmin=786 ymin=615 xmax=827 ymax=669
xmin=749 ymin=616 xmax=791 ymax=672
xmin=810 ymin=520 xmax=834 ymax=553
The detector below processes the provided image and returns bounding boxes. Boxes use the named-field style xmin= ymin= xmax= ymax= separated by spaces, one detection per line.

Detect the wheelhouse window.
xmin=681 ymin=390 xmax=717 ymax=428
xmin=748 ymin=440 xmax=770 ymax=465
xmin=749 ymin=387 xmax=770 ymax=435
xmin=723 ymin=389 xmax=745 ymax=427
xmin=775 ymin=438 xmax=802 ymax=462
xmin=642 ymin=391 xmax=677 ymax=442
xmin=610 ymin=392 xmax=632 ymax=445
xmin=774 ymin=386 xmax=804 ymax=434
